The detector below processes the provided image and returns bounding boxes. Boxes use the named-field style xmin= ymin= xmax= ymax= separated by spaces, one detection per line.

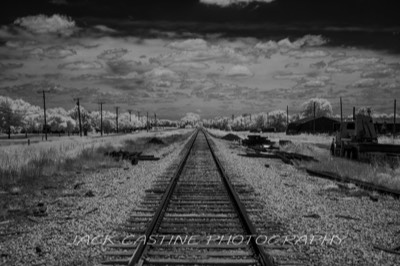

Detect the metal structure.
xmin=331 ymin=114 xmax=400 ymax=162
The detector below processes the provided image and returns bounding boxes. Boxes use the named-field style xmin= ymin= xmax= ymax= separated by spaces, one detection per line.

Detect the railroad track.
xmin=101 ymin=129 xmax=299 ymax=266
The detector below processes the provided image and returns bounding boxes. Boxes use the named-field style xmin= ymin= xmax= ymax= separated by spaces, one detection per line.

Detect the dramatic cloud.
xmin=0 ymin=62 xmax=24 ymax=71
xmin=200 ymin=0 xmax=274 ymax=7
xmin=144 ymin=67 xmax=179 ymax=80
xmin=310 ymin=61 xmax=327 ymax=69
xmin=349 ymin=78 xmax=380 ymax=88
xmin=225 ymin=65 xmax=253 ymax=77
xmin=167 ymin=39 xmax=209 ymax=51
xmin=158 ymin=43 xmax=254 ymax=64
xmin=274 ymin=72 xmax=307 ymax=80
xmin=25 ymin=46 xmax=77 ymax=59
xmin=288 ymin=50 xmax=329 ymax=59
xmin=5 ymin=40 xmax=38 ymax=49
xmin=168 ymin=62 xmax=209 ymax=70
xmin=97 ymin=48 xmax=128 ymax=61
xmin=328 ymin=56 xmax=381 ymax=73
xmin=255 ymin=35 xmax=328 ymax=56
xmin=361 ymin=68 xmax=395 ymax=79
xmin=14 ymin=14 xmax=77 ymax=36
xmin=58 ymin=61 xmax=103 ymax=70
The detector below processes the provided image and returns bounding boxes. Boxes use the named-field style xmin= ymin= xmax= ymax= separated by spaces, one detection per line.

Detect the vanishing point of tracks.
xmin=101 ymin=129 xmax=280 ymax=266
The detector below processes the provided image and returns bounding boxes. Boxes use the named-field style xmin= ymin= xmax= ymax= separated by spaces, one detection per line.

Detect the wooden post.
xmin=76 ymin=98 xmax=82 ymax=137
xmin=340 ymin=97 xmax=343 ymax=123
xmin=100 ymin=102 xmax=103 ymax=136
xmin=394 ymin=99 xmax=397 ymax=140
xmin=116 ymin=107 xmax=119 ymax=133
xmin=286 ymin=105 xmax=289 ymax=127
xmin=42 ymin=90 xmax=48 ymax=141
xmin=313 ymin=102 xmax=316 ymax=134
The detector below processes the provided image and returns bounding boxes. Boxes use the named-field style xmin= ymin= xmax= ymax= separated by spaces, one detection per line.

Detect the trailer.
xmin=331 ymin=114 xmax=400 ymax=164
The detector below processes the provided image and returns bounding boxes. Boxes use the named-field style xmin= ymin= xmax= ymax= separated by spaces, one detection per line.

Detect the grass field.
xmin=0 ymin=129 xmax=192 ymax=190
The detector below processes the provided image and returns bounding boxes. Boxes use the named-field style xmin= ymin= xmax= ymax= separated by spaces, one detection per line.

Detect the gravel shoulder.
xmin=211 ymin=136 xmax=400 ymax=266
xmin=0 ymin=130 xmax=193 ymax=266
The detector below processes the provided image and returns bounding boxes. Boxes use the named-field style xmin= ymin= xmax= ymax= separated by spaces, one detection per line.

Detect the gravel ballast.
xmin=0 ymin=130 xmax=193 ymax=266
xmin=211 ymin=136 xmax=400 ymax=266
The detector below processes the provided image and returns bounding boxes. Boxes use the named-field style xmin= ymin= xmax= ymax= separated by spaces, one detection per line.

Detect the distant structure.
xmin=286 ymin=116 xmax=340 ymax=135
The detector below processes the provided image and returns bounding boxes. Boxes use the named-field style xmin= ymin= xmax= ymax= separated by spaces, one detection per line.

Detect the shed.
xmin=286 ymin=116 xmax=340 ymax=135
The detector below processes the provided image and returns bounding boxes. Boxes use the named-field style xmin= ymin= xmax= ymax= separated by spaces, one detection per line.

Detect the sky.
xmin=0 ymin=0 xmax=399 ymax=119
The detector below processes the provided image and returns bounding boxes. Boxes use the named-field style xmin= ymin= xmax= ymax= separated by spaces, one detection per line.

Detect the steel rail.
xmin=203 ymin=129 xmax=275 ymax=266
xmin=127 ymin=129 xmax=200 ymax=266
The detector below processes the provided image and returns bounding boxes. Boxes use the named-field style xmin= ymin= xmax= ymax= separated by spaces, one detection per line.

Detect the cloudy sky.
xmin=0 ymin=0 xmax=399 ymax=119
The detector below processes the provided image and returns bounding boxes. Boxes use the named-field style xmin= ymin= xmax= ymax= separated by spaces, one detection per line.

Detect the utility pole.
xmin=146 ymin=112 xmax=149 ymax=132
xmin=353 ymin=107 xmax=356 ymax=121
xmin=75 ymin=98 xmax=82 ymax=137
xmin=286 ymin=105 xmax=289 ymax=127
xmin=99 ymin=102 xmax=104 ymax=136
xmin=154 ymin=113 xmax=157 ymax=129
xmin=340 ymin=97 xmax=343 ymax=123
xmin=116 ymin=107 xmax=119 ymax=133
xmin=313 ymin=102 xmax=316 ymax=134
xmin=128 ymin=109 xmax=132 ymax=122
xmin=41 ymin=90 xmax=49 ymax=141
xmin=394 ymin=99 xmax=397 ymax=140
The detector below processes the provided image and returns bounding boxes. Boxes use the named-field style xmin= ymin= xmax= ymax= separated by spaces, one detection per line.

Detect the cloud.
xmin=310 ymin=61 xmax=327 ymax=69
xmin=328 ymin=56 xmax=380 ymax=73
xmin=0 ymin=62 xmax=24 ymax=71
xmin=58 ymin=61 xmax=103 ymax=70
xmin=98 ymin=48 xmax=129 ymax=61
xmin=274 ymin=72 xmax=307 ymax=80
xmin=5 ymin=40 xmax=38 ymax=49
xmin=255 ymin=35 xmax=328 ymax=56
xmin=144 ymin=67 xmax=179 ymax=80
xmin=361 ymin=68 xmax=395 ymax=79
xmin=200 ymin=0 xmax=274 ymax=7
xmin=156 ymin=44 xmax=254 ymax=65
xmin=25 ymin=46 xmax=77 ymax=59
xmin=225 ymin=65 xmax=253 ymax=77
xmin=288 ymin=50 xmax=329 ymax=59
xmin=92 ymin=25 xmax=118 ymax=33
xmin=167 ymin=39 xmax=209 ymax=51
xmin=14 ymin=14 xmax=77 ymax=36
xmin=285 ymin=62 xmax=300 ymax=68
xmin=349 ymin=78 xmax=380 ymax=88
xmin=168 ymin=62 xmax=209 ymax=70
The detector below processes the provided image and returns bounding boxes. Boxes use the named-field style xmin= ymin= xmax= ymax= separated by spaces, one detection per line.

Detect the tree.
xmin=180 ymin=112 xmax=200 ymax=126
xmin=0 ymin=101 xmax=23 ymax=139
xmin=301 ymin=98 xmax=333 ymax=118
xmin=268 ymin=110 xmax=287 ymax=132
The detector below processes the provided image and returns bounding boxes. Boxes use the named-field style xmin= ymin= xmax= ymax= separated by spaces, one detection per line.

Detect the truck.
xmin=331 ymin=114 xmax=400 ymax=164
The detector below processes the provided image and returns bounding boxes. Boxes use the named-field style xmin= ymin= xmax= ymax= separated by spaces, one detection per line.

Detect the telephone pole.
xmin=40 ymin=90 xmax=50 ymax=140
xmin=128 ymin=109 xmax=132 ymax=122
xmin=147 ymin=112 xmax=149 ymax=132
xmin=394 ymin=99 xmax=397 ymax=140
xmin=116 ymin=107 xmax=119 ymax=133
xmin=313 ymin=102 xmax=316 ymax=134
xmin=340 ymin=97 xmax=343 ymax=123
xmin=99 ymin=102 xmax=105 ymax=136
xmin=74 ymin=98 xmax=82 ymax=137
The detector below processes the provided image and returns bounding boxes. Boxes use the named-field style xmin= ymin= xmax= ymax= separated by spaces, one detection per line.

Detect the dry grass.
xmin=0 ymin=129 xmax=192 ymax=189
